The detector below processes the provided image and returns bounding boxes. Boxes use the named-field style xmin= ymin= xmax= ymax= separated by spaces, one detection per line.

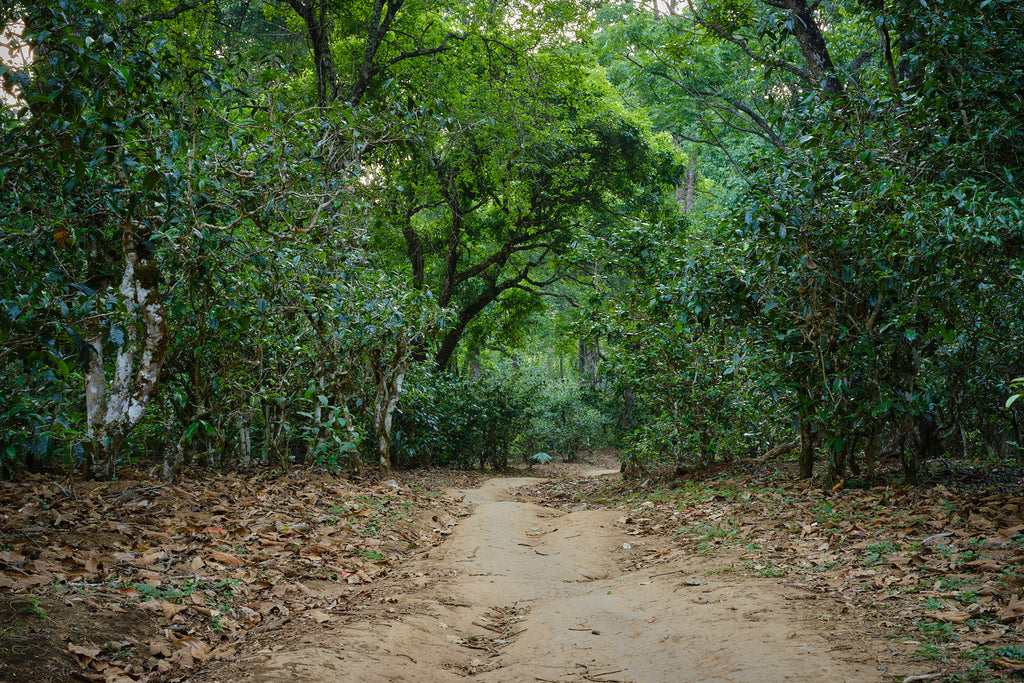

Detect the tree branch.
xmin=683 ymin=1 xmax=813 ymax=86
xmin=126 ymin=0 xmax=216 ymax=30
xmin=383 ymin=32 xmax=466 ymax=70
xmin=633 ymin=55 xmax=785 ymax=149
xmin=347 ymin=0 xmax=403 ymax=105
xmin=511 ymin=284 xmax=579 ymax=306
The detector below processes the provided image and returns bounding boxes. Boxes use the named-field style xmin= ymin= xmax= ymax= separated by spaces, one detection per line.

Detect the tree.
xmin=0 ymin=0 xmax=353 ymax=478
xmin=0 ymin=1 xmax=202 ymax=477
xmin=366 ymin=39 xmax=681 ymax=369
xmin=591 ymin=0 xmax=1024 ymax=481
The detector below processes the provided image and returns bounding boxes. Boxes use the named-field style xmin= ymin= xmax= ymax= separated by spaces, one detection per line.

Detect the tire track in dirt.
xmin=250 ymin=473 xmax=884 ymax=682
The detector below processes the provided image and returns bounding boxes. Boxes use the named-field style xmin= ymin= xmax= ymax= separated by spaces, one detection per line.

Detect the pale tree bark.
xmin=341 ymin=403 xmax=363 ymax=475
xmin=161 ymin=411 xmax=185 ymax=483
xmin=84 ymin=219 xmax=170 ymax=480
xmin=238 ymin=414 xmax=252 ymax=464
xmin=370 ymin=333 xmax=410 ymax=478
xmin=670 ymin=137 xmax=697 ymax=211
xmin=466 ymin=345 xmax=483 ymax=381
xmin=671 ymin=154 xmax=697 ymax=213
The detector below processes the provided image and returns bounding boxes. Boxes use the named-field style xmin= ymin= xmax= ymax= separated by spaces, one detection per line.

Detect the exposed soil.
xmin=215 ymin=469 xmax=929 ymax=682
xmin=3 ymin=457 xmax=1022 ymax=682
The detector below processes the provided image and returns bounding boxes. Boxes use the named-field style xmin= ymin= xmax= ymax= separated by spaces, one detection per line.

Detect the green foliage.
xmin=862 ymin=542 xmax=901 ymax=568
xmin=1007 ymin=377 xmax=1024 ymax=410
xmin=1 ymin=0 xmax=223 ymax=473
xmin=577 ymin=210 xmax=789 ymax=471
xmin=0 ymin=0 xmax=452 ymax=476
xmin=392 ymin=367 xmax=540 ymax=469
xmin=519 ymin=379 xmax=606 ymax=461
xmin=0 ymin=355 xmax=81 ymax=477
xmin=734 ymin=0 xmax=1024 ymax=481
xmin=589 ymin=0 xmax=1024 ymax=483
xmin=392 ymin=367 xmax=613 ymax=470
xmin=3 ymin=0 xmax=1020 ymax=486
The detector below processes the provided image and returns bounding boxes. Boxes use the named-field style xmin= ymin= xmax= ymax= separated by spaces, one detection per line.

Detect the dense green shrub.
xmin=391 ymin=368 xmax=540 ymax=470
xmin=517 ymin=379 xmax=607 ymax=462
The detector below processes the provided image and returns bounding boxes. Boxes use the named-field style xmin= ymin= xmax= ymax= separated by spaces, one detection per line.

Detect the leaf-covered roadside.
xmin=0 ymin=469 xmax=473 ymax=682
xmin=526 ymin=465 xmax=1024 ymax=681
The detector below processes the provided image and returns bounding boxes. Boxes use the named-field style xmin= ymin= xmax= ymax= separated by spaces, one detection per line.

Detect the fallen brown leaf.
xmin=207 ymin=550 xmax=244 ymax=567
xmin=929 ymin=611 xmax=971 ymax=623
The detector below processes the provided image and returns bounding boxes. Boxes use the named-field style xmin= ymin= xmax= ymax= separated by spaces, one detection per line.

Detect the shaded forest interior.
xmin=2 ymin=0 xmax=1022 ymax=486
xmin=1 ymin=0 xmax=1023 ymax=678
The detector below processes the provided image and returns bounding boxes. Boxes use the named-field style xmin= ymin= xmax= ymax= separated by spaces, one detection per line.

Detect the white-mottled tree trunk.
xmin=371 ymin=333 xmax=410 ymax=479
xmin=162 ymin=412 xmax=184 ymax=483
xmin=84 ymin=219 xmax=169 ymax=480
xmin=239 ymin=415 xmax=252 ymax=465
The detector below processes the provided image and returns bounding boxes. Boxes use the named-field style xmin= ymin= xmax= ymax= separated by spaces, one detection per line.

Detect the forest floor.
xmin=1 ymin=454 xmax=1022 ymax=682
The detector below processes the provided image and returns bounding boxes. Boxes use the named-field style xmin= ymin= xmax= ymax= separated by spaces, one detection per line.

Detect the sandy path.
xmin=251 ymin=473 xmax=882 ymax=682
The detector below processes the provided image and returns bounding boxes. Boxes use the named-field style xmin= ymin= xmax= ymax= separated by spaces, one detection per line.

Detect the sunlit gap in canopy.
xmin=0 ymin=18 xmax=29 ymax=109
xmin=465 ymin=0 xmax=595 ymax=49
xmin=605 ymin=0 xmax=685 ymax=17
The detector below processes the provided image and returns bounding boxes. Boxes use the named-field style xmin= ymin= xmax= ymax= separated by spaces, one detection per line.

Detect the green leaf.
xmin=111 ymin=65 xmax=134 ymax=91
xmin=143 ymin=169 xmax=162 ymax=193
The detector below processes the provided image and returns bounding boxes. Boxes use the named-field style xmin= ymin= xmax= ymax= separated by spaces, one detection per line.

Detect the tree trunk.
xmin=621 ymin=385 xmax=635 ymax=432
xmin=796 ymin=383 xmax=816 ymax=479
xmin=825 ymin=436 xmax=846 ymax=488
xmin=266 ymin=402 xmax=276 ymax=464
xmin=162 ymin=412 xmax=185 ymax=483
xmin=466 ymin=345 xmax=482 ymax=381
xmin=238 ymin=415 xmax=252 ymax=464
xmin=262 ymin=400 xmax=289 ymax=470
xmin=877 ymin=14 xmax=899 ymax=94
xmin=346 ymin=0 xmax=405 ymax=106
xmin=759 ymin=441 xmax=795 ymax=461
xmin=798 ymin=418 xmax=815 ymax=479
xmin=285 ymin=0 xmax=339 ymax=106
xmin=578 ymin=338 xmax=601 ymax=389
xmin=907 ymin=411 xmax=940 ymax=484
xmin=782 ymin=0 xmax=841 ymax=96
xmin=83 ymin=219 xmax=169 ymax=480
xmin=434 ymin=283 xmax=498 ymax=371
xmin=901 ymin=450 xmax=920 ymax=485
xmin=864 ymin=426 xmax=877 ymax=485
xmin=342 ymin=404 xmax=363 ymax=475
xmin=371 ymin=334 xmax=410 ymax=478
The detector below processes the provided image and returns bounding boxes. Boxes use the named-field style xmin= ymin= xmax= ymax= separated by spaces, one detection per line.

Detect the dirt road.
xmin=250 ymin=472 xmax=885 ymax=682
